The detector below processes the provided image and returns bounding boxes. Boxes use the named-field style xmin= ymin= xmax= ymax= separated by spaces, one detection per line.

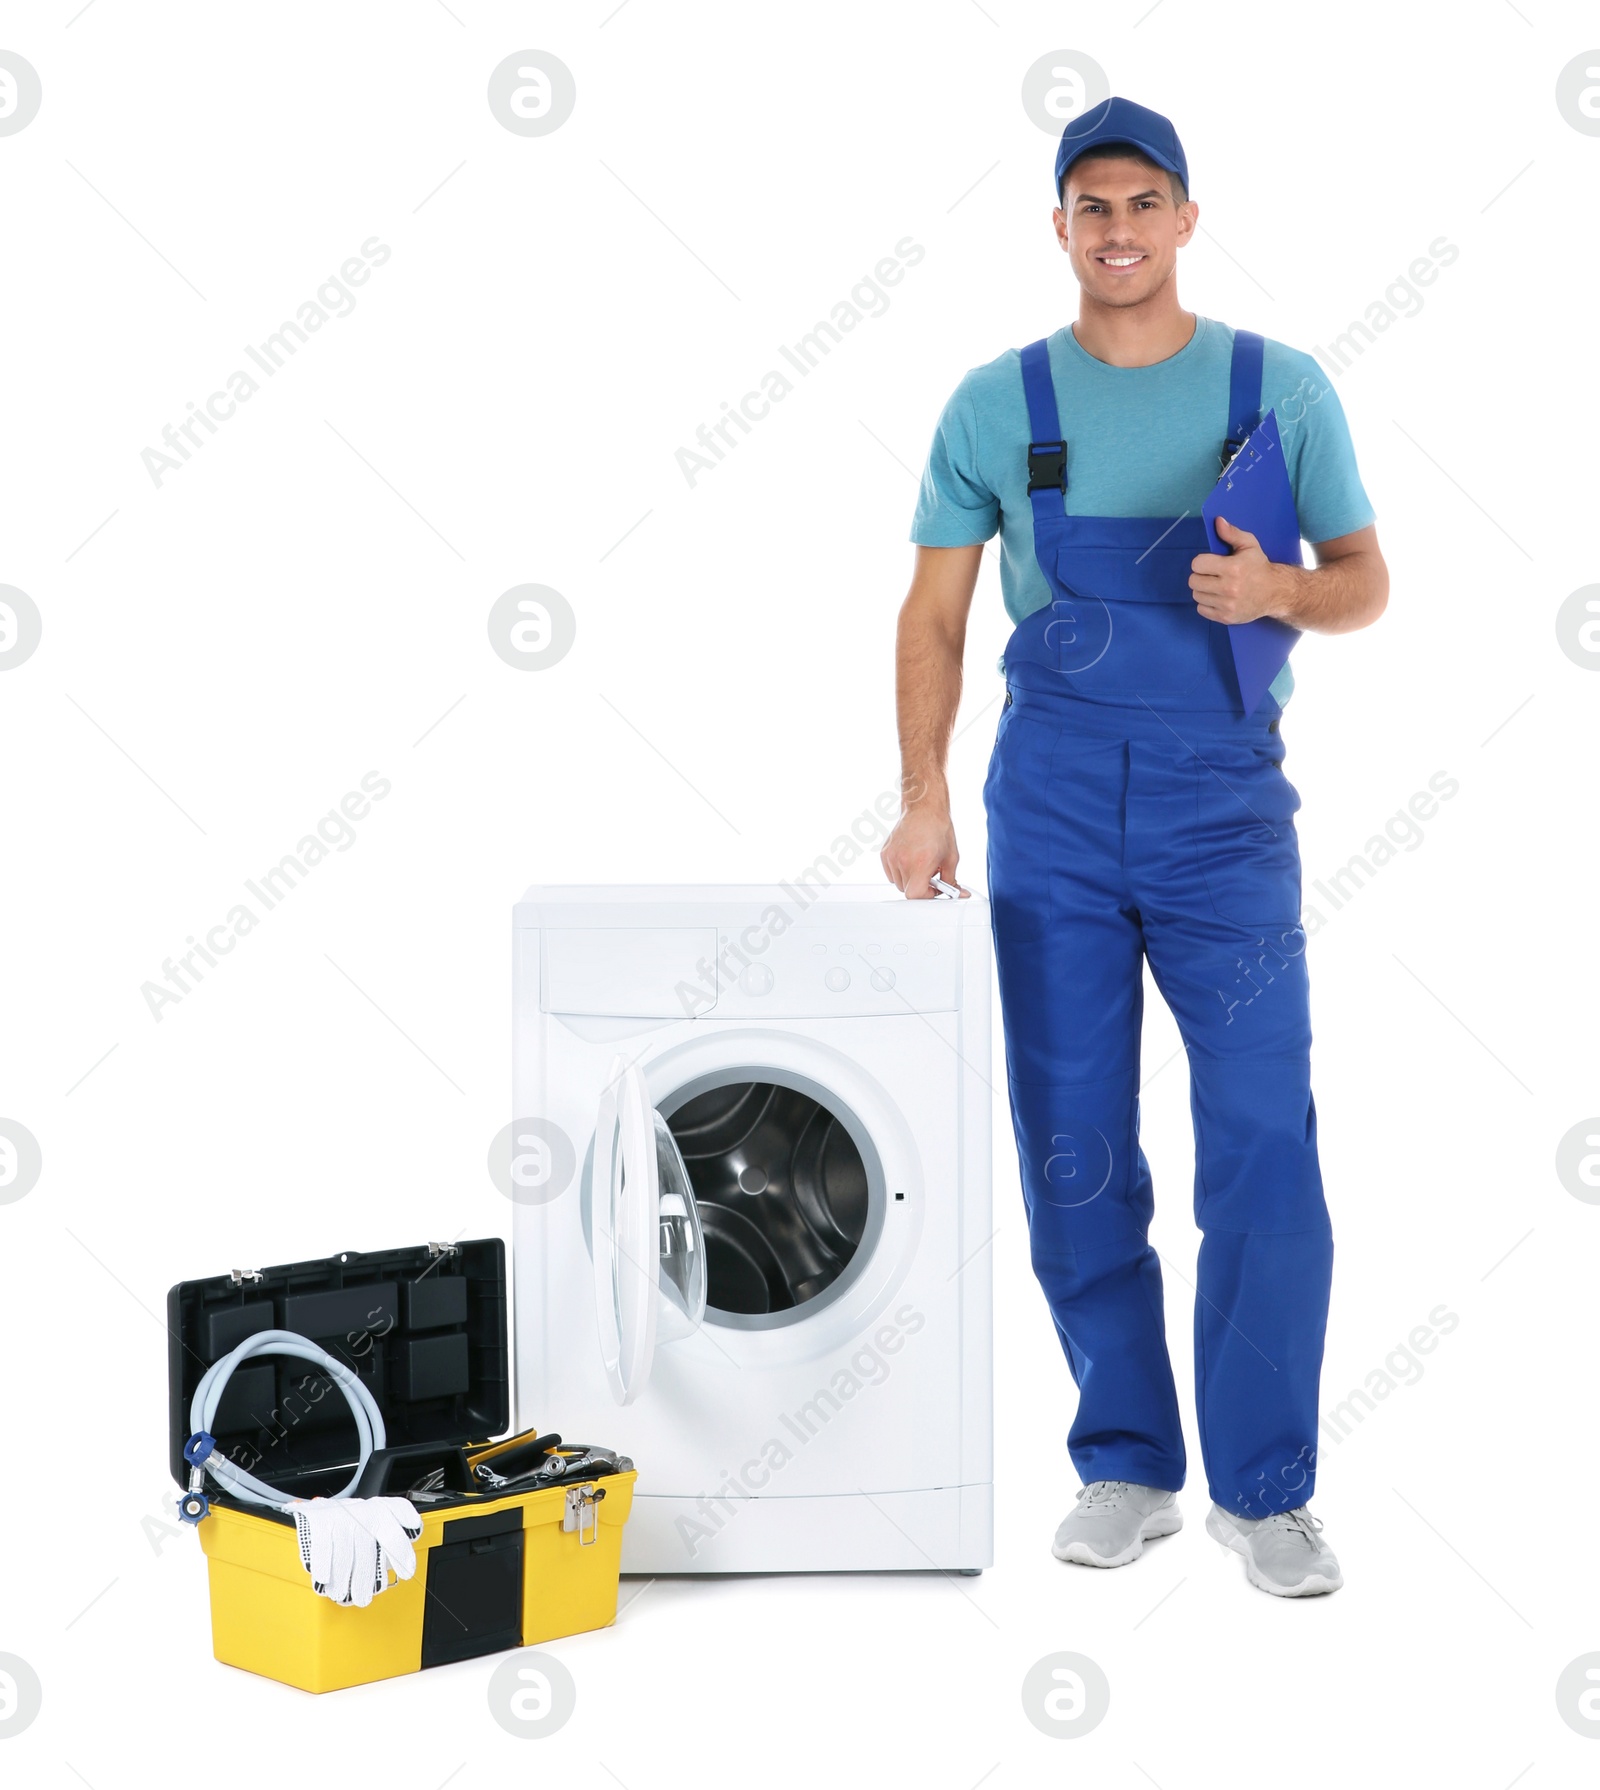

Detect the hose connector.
xmin=178 ymin=1431 xmax=217 ymax=1522
xmin=183 ymin=1430 xmax=217 ymax=1467
xmin=178 ymin=1466 xmax=211 ymax=1524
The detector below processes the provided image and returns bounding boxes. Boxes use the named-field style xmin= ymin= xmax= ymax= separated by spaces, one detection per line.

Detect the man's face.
xmin=1055 ymin=154 xmax=1197 ymax=306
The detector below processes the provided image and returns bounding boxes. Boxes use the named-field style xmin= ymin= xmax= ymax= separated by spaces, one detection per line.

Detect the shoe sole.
xmin=1052 ymin=1505 xmax=1183 ymax=1569
xmin=1204 ymin=1507 xmax=1343 ymax=1597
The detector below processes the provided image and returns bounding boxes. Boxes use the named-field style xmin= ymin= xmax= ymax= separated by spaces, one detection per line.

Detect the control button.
xmin=739 ymin=963 xmax=774 ymax=996
xmin=865 ymin=942 xmax=882 ymax=956
xmin=811 ymin=943 xmax=826 ymax=954
xmin=893 ymin=942 xmax=909 ymax=956
xmin=839 ymin=942 xmax=854 ymax=955
xmin=870 ymin=967 xmax=896 ymax=992
xmin=824 ymin=966 xmax=851 ymax=992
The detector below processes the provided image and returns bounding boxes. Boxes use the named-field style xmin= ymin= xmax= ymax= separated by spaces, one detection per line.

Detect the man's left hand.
xmin=1188 ymin=515 xmax=1289 ymax=624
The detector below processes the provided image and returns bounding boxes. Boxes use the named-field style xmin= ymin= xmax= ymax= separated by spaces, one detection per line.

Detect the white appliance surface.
xmin=512 ymin=882 xmax=993 ymax=1573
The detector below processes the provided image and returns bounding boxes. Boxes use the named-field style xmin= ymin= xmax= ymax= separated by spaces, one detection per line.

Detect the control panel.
xmin=655 ymin=924 xmax=955 ymax=1018
xmin=534 ymin=907 xmax=971 ymax=1019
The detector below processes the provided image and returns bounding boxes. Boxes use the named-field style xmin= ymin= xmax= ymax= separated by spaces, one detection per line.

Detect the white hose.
xmin=189 ymin=1328 xmax=387 ymax=1510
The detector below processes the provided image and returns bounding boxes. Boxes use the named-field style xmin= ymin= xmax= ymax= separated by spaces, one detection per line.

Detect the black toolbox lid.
xmin=167 ymin=1238 xmax=508 ymax=1493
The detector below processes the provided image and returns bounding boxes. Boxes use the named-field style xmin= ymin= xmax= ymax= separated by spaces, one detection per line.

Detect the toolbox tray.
xmin=168 ymin=1238 xmax=635 ymax=1692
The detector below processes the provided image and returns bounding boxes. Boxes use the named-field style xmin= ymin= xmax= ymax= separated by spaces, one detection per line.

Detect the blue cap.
xmin=1054 ymin=96 xmax=1188 ymax=203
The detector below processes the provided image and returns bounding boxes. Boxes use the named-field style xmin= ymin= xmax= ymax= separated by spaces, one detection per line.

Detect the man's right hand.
xmin=884 ymin=542 xmax=983 ymax=902
xmin=881 ymin=795 xmax=964 ymax=901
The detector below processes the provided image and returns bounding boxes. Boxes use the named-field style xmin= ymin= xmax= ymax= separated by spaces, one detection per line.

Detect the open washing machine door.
xmin=592 ymin=1056 xmax=708 ymax=1404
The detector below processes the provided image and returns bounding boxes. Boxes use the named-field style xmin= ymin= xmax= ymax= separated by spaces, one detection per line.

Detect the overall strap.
xmin=1223 ymin=328 xmax=1265 ymax=469
xmin=1019 ymin=337 xmax=1068 ymax=538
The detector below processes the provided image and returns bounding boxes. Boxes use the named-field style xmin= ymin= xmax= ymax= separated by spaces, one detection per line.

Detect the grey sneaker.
xmin=1052 ymin=1480 xmax=1182 ymax=1568
xmin=1206 ymin=1503 xmax=1343 ymax=1597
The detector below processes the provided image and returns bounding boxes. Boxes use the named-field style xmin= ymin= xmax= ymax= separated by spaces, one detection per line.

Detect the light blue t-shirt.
xmin=909 ymin=315 xmax=1376 ymax=706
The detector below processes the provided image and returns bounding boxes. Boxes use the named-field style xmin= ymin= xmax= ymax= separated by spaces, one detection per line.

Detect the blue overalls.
xmin=985 ymin=330 xmax=1333 ymax=1519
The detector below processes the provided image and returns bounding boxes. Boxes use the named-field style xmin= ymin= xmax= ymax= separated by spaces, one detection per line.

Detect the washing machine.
xmin=511 ymin=882 xmax=993 ymax=1574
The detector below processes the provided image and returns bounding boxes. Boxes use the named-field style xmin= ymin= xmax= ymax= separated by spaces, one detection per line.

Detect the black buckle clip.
xmin=1027 ymin=439 xmax=1068 ymax=494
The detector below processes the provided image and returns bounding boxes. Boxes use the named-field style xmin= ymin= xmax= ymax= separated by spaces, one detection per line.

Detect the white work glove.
xmin=290 ymin=1497 xmax=423 ymax=1608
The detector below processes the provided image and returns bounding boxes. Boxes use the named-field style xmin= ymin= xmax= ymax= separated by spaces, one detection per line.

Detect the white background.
xmin=1 ymin=0 xmax=1597 ymax=1782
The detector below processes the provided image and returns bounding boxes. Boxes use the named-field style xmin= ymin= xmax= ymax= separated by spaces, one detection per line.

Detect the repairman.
xmin=881 ymin=97 xmax=1387 ymax=1598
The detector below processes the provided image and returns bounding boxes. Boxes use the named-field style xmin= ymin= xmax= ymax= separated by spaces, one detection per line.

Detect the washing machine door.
xmin=592 ymin=1056 xmax=708 ymax=1404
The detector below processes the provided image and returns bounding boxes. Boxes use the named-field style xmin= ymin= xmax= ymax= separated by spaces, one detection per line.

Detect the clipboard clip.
xmin=1219 ymin=435 xmax=1246 ymax=474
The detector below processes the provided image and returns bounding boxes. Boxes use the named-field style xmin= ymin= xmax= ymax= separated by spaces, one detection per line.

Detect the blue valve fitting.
xmin=179 ymin=1434 xmax=217 ymax=1522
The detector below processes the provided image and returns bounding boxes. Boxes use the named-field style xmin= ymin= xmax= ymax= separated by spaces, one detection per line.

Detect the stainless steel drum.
xmin=665 ymin=1081 xmax=870 ymax=1316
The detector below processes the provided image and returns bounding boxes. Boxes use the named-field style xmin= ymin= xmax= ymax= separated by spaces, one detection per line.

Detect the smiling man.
xmin=881 ymin=97 xmax=1387 ymax=1598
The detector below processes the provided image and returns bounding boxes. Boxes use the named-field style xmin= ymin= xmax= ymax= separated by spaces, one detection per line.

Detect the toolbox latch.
xmin=563 ymin=1483 xmax=607 ymax=1546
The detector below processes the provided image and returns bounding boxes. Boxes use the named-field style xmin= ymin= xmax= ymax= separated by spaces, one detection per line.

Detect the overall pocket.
xmin=1192 ymin=743 xmax=1304 ymax=926
xmin=1052 ymin=544 xmax=1210 ymax=700
xmin=983 ymin=705 xmax=1052 ymax=943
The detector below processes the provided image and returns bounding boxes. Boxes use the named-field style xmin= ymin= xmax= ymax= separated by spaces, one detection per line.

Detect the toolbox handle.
xmin=354 ymin=1441 xmax=475 ymax=1499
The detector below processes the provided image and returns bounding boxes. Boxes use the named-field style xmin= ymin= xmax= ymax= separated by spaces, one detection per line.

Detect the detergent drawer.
xmin=540 ymin=927 xmax=717 ymax=1017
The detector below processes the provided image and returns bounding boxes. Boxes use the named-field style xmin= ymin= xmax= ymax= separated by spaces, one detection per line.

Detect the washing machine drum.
xmin=666 ymin=1083 xmax=869 ymax=1316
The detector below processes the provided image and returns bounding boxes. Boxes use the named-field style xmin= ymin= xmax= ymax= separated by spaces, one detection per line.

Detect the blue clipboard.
xmin=1201 ymin=408 xmax=1302 ymax=715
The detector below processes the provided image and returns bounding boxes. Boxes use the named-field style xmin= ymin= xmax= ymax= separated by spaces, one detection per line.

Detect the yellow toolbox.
xmin=168 ymin=1238 xmax=635 ymax=1694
